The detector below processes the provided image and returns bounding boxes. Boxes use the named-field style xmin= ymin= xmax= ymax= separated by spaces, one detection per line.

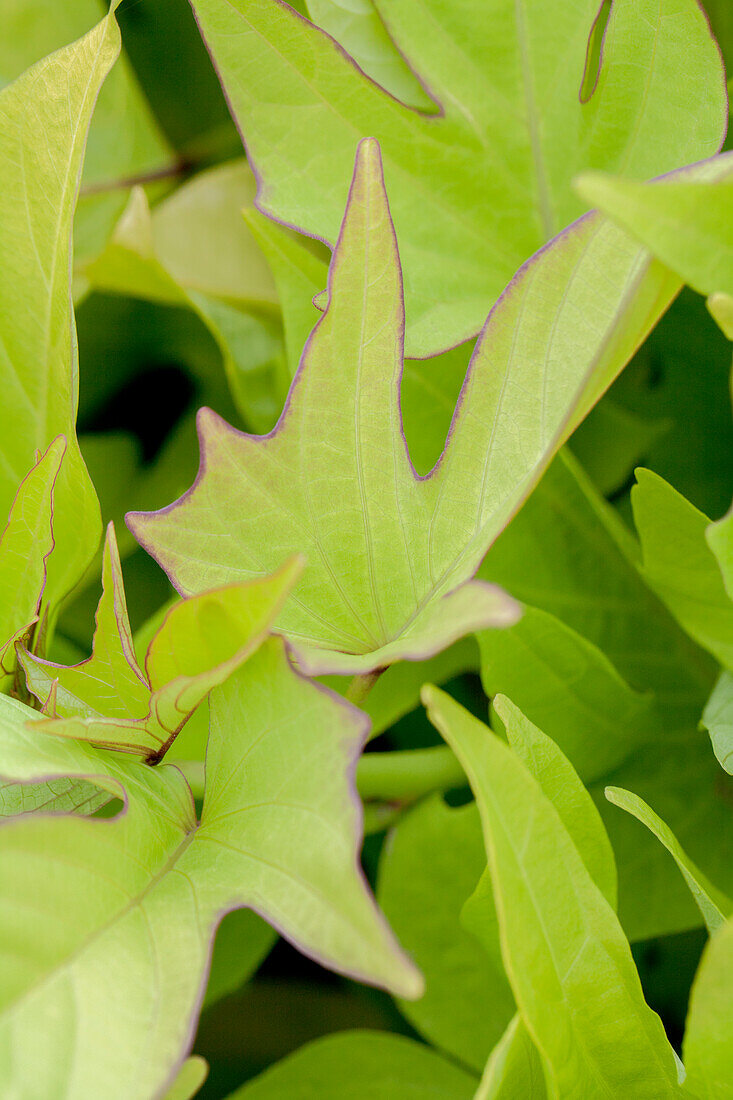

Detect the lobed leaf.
xmin=129 ymin=136 xmax=697 ymax=674
xmin=0 ymin=634 xmax=420 ymax=1096
xmin=189 ymin=0 xmax=726 ymax=356
xmin=20 ymin=524 xmax=302 ymax=757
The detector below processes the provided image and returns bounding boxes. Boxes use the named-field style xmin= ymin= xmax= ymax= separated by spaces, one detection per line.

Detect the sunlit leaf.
xmin=0 ymin=636 xmax=420 ymax=1096
xmin=189 ymin=0 xmax=725 ymax=356
xmin=682 ymin=917 xmax=733 ymax=1100
xmin=129 ymin=137 xmax=693 ymax=674
xmin=423 ymin=687 xmax=684 ymax=1098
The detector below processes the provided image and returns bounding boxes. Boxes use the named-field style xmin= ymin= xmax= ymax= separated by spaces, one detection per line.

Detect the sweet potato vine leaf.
xmin=19 ymin=523 xmax=302 ymax=759
xmin=0 ymin=8 xmax=122 ymax=611
xmin=129 ymin=137 xmax=692 ymax=675
xmin=423 ymin=687 xmax=684 ymax=1098
xmin=682 ymin=916 xmax=733 ymax=1100
xmin=188 ymin=0 xmax=725 ymax=357
xmin=605 ymin=786 xmax=732 ymax=934
xmin=0 ymin=637 xmax=420 ymax=1097
xmin=0 ymin=438 xmax=65 ymax=688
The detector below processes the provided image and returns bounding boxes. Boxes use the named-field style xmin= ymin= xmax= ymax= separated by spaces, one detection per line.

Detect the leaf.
xmin=576 ymin=156 xmax=733 ymax=300
xmin=423 ymin=686 xmax=684 ymax=1098
xmin=496 ymin=695 xmax=617 ymax=907
xmin=189 ymin=0 xmax=725 ymax=356
xmin=702 ymin=671 xmax=733 ymax=773
xmin=20 ymin=524 xmax=303 ymax=757
xmin=479 ymin=607 xmax=659 ymax=781
xmin=129 ymin=136 xmax=692 ymax=675
xmin=0 ymin=10 xmax=121 ymax=610
xmin=480 ymin=450 xmax=715 ymax=721
xmin=682 ymin=917 xmax=733 ymax=1100
xmin=708 ymin=290 xmax=733 ymax=338
xmin=86 ymin=180 xmax=284 ymax=432
xmin=605 ymin=786 xmax=731 ymax=934
xmin=0 ymin=438 xmax=65 ymax=685
xmin=632 ymin=469 xmax=733 ymax=670
xmin=203 ymin=908 xmax=276 ymax=1009
xmin=0 ymin=0 xmax=173 ymax=271
xmin=378 ymin=795 xmax=514 ymax=1071
xmin=476 ymin=1014 xmax=547 ymax=1100
xmin=305 ymin=0 xmax=434 ymax=110
xmin=707 ymin=501 xmax=733 ymax=599
xmin=161 ymin=1057 xmax=208 ymax=1100
xmin=0 ymin=636 xmax=420 ymax=1096
xmin=594 ymin=732 xmax=733 ymax=942
xmin=225 ymin=1030 xmax=477 ymax=1098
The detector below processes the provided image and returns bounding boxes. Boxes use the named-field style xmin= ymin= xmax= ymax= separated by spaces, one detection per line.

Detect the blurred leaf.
xmin=632 ymin=469 xmax=733 ymax=669
xmin=227 ymin=1031 xmax=477 ymax=1098
xmin=378 ymin=796 xmax=514 ymax=1071
xmin=424 ymin=687 xmax=683 ymax=1098
xmin=161 ymin=1057 xmax=208 ymax=1100
xmin=190 ymin=0 xmax=725 ymax=356
xmin=0 ymin=10 xmax=125 ymax=610
xmin=702 ymin=671 xmax=733 ymax=773
xmin=682 ymin=917 xmax=733 ymax=1099
xmin=204 ymin=909 xmax=277 ymax=1010
xmin=0 ymin=0 xmax=174 ymax=270
xmin=605 ymin=786 xmax=731 ymax=933
xmin=570 ymin=397 xmax=669 ymax=497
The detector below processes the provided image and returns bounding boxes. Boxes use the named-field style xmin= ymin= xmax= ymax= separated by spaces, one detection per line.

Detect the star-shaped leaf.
xmin=188 ymin=0 xmax=725 ymax=356
xmin=130 ymin=138 xmax=694 ymax=675
xmin=20 ymin=523 xmax=303 ymax=758
xmin=0 ymin=636 xmax=420 ymax=1096
xmin=0 ymin=438 xmax=64 ymax=687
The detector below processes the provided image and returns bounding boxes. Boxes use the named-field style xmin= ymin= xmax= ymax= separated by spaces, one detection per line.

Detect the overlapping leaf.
xmin=682 ymin=917 xmax=733 ymax=1099
xmin=0 ymin=0 xmax=173 ymax=274
xmin=129 ymin=137 xmax=704 ymax=675
xmin=189 ymin=0 xmax=726 ymax=356
xmin=702 ymin=672 xmax=733 ymax=773
xmin=20 ymin=523 xmax=301 ymax=758
xmin=0 ymin=635 xmax=420 ymax=1097
xmin=0 ymin=439 xmax=65 ymax=687
xmin=0 ymin=9 xmax=119 ymax=609
xmin=425 ymin=688 xmax=685 ymax=1097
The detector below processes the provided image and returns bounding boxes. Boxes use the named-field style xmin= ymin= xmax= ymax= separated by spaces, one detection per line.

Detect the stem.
xmin=356 ymin=745 xmax=466 ymax=803
xmin=79 ymin=160 xmax=189 ymax=198
xmin=345 ymin=667 xmax=384 ymax=705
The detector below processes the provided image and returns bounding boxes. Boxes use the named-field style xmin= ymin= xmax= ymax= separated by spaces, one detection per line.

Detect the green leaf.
xmin=495 ymin=695 xmax=617 ymax=907
xmin=130 ymin=137 xmax=690 ymax=674
xmin=0 ymin=10 xmax=121 ymax=609
xmin=707 ymin=500 xmax=733 ymax=599
xmin=702 ymin=671 xmax=733 ymax=773
xmin=605 ymin=786 xmax=731 ymax=934
xmin=423 ymin=686 xmax=684 ymax=1098
xmin=378 ymin=796 xmax=514 ymax=1071
xmin=0 ymin=0 xmax=173 ymax=272
xmin=632 ymin=469 xmax=733 ymax=670
xmin=203 ymin=908 xmax=276 ymax=1009
xmin=20 ymin=524 xmax=302 ymax=757
xmin=189 ymin=0 xmax=725 ymax=356
xmin=86 ymin=179 xmax=284 ymax=432
xmin=479 ymin=607 xmax=659 ymax=781
xmin=0 ymin=438 xmax=65 ymax=686
xmin=161 ymin=1056 xmax=208 ymax=1100
xmin=576 ymin=157 xmax=733 ymax=301
xmin=305 ymin=0 xmax=434 ymax=110
xmin=0 ymin=636 xmax=420 ymax=1096
xmin=226 ymin=1030 xmax=477 ymax=1098
xmin=476 ymin=1015 xmax=547 ymax=1100
xmin=683 ymin=917 xmax=733 ymax=1100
